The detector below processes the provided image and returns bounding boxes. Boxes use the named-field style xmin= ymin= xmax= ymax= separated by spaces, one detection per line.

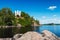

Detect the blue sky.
xmin=0 ymin=0 xmax=60 ymax=24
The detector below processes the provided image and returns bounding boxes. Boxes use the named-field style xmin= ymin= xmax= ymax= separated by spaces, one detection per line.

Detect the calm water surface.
xmin=36 ymin=25 xmax=60 ymax=37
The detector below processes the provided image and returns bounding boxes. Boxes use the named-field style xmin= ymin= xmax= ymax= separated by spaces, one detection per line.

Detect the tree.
xmin=21 ymin=11 xmax=30 ymax=18
xmin=0 ymin=8 xmax=15 ymax=26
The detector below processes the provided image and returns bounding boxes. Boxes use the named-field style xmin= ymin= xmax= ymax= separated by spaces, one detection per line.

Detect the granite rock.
xmin=13 ymin=30 xmax=59 ymax=40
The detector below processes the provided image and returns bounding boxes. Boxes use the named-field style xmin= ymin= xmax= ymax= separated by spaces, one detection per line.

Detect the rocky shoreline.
xmin=13 ymin=30 xmax=60 ymax=40
xmin=0 ymin=30 xmax=60 ymax=40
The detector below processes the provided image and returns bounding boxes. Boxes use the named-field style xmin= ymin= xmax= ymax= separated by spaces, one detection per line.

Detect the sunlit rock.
xmin=42 ymin=30 xmax=59 ymax=40
xmin=16 ymin=31 xmax=42 ymax=40
xmin=13 ymin=30 xmax=59 ymax=40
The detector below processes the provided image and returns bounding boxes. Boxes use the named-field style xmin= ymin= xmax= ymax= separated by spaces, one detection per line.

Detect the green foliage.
xmin=0 ymin=8 xmax=40 ymax=38
xmin=0 ymin=8 xmax=15 ymax=26
xmin=21 ymin=11 xmax=30 ymax=18
xmin=0 ymin=8 xmax=39 ymax=26
xmin=18 ymin=18 xmax=32 ymax=27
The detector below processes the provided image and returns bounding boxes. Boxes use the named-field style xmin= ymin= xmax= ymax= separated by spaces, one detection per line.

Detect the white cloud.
xmin=40 ymin=18 xmax=60 ymax=24
xmin=42 ymin=16 xmax=46 ymax=19
xmin=53 ymin=15 xmax=57 ymax=17
xmin=48 ymin=6 xmax=57 ymax=10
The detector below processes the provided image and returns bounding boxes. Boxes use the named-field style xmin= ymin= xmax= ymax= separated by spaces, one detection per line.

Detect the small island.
xmin=0 ymin=8 xmax=40 ymax=38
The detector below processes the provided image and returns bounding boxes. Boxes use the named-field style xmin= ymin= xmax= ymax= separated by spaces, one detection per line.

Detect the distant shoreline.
xmin=40 ymin=23 xmax=60 ymax=25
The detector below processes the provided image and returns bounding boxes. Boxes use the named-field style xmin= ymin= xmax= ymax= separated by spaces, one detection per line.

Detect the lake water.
xmin=36 ymin=25 xmax=60 ymax=37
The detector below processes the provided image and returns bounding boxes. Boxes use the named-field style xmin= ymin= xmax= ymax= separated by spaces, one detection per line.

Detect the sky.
xmin=0 ymin=0 xmax=60 ymax=24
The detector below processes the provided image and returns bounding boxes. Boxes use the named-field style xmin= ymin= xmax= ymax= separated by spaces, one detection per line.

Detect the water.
xmin=36 ymin=25 xmax=60 ymax=37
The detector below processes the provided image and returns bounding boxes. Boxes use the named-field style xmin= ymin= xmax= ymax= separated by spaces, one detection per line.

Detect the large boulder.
xmin=16 ymin=31 xmax=43 ymax=40
xmin=41 ymin=30 xmax=59 ymax=40
xmin=13 ymin=30 xmax=59 ymax=40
